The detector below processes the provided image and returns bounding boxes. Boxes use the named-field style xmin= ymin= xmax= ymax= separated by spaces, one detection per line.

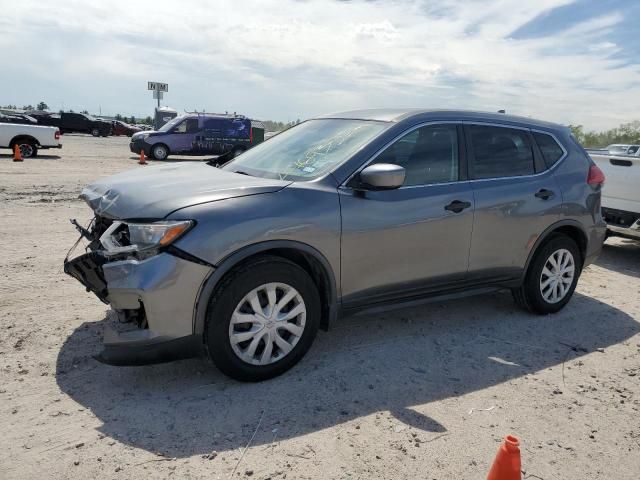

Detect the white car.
xmin=589 ymin=150 xmax=640 ymax=240
xmin=0 ymin=122 xmax=62 ymax=158
xmin=605 ymin=144 xmax=639 ymax=156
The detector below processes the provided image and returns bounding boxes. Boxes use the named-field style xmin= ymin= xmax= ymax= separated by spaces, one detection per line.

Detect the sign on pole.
xmin=148 ymin=82 xmax=169 ymax=92
xmin=148 ymin=81 xmax=169 ymax=108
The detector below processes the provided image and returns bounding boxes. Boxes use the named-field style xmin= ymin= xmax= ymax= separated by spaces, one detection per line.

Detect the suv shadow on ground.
xmin=55 ymin=284 xmax=639 ymax=458
xmin=596 ymin=238 xmax=640 ymax=279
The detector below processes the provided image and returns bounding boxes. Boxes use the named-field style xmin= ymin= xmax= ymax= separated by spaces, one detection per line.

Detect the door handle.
xmin=444 ymin=200 xmax=472 ymax=213
xmin=534 ymin=189 xmax=555 ymax=200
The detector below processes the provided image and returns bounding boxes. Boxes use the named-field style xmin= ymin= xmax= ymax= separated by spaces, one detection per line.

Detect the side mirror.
xmin=358 ymin=163 xmax=405 ymax=190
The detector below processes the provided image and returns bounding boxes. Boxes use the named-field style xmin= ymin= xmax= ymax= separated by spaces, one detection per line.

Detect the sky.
xmin=1 ymin=0 xmax=639 ymax=130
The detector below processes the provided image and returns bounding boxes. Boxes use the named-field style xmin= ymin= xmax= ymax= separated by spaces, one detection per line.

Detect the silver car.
xmin=64 ymin=109 xmax=607 ymax=381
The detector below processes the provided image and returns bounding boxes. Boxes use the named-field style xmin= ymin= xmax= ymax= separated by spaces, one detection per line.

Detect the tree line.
xmin=569 ymin=121 xmax=640 ymax=148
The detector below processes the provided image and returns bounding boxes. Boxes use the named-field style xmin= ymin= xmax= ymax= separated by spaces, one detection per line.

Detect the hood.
xmin=80 ymin=162 xmax=291 ymax=219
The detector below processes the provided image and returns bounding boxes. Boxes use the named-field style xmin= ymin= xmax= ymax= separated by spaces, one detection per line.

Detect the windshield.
xmin=158 ymin=115 xmax=185 ymax=132
xmin=222 ymin=119 xmax=388 ymax=180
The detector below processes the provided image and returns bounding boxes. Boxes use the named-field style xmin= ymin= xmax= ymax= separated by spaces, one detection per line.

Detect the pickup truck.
xmin=0 ymin=122 xmax=62 ymax=157
xmin=588 ymin=150 xmax=640 ymax=241
xmin=31 ymin=112 xmax=112 ymax=137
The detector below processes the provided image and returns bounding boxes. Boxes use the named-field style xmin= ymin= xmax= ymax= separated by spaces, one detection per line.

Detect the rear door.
xmin=464 ymin=124 xmax=563 ymax=280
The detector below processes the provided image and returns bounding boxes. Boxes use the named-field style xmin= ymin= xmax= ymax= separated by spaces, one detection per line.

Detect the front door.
xmin=166 ymin=117 xmax=200 ymax=154
xmin=339 ymin=123 xmax=474 ymax=307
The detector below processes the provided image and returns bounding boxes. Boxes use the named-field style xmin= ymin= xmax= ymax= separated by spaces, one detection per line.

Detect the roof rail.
xmin=183 ymin=109 xmax=246 ymax=119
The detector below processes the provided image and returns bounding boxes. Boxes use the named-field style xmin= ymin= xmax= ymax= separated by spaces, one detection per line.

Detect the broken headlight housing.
xmin=99 ymin=220 xmax=193 ymax=256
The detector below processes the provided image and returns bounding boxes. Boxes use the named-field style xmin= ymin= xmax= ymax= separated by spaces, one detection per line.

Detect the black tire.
xmin=15 ymin=141 xmax=38 ymax=158
xmin=205 ymin=256 xmax=321 ymax=381
xmin=150 ymin=144 xmax=169 ymax=160
xmin=91 ymin=127 xmax=100 ymax=137
xmin=512 ymin=234 xmax=582 ymax=314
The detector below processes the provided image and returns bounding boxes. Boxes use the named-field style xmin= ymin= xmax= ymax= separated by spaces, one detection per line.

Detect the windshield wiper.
xmin=233 ymin=170 xmax=252 ymax=176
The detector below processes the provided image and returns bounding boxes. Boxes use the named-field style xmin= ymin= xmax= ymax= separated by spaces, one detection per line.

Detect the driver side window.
xmin=372 ymin=124 xmax=459 ymax=186
xmin=175 ymin=118 xmax=199 ymax=134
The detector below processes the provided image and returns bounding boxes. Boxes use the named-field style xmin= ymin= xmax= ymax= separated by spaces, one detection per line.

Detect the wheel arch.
xmin=193 ymin=240 xmax=339 ymax=336
xmin=9 ymin=135 xmax=39 ymax=148
xmin=522 ymin=220 xmax=588 ymax=279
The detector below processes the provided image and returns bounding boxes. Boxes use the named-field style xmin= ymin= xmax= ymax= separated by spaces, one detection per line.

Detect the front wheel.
xmin=150 ymin=144 xmax=169 ymax=160
xmin=205 ymin=256 xmax=321 ymax=381
xmin=91 ymin=128 xmax=100 ymax=137
xmin=512 ymin=234 xmax=582 ymax=314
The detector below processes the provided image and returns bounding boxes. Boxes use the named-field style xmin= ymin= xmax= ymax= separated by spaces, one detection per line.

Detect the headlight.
xmin=99 ymin=220 xmax=193 ymax=255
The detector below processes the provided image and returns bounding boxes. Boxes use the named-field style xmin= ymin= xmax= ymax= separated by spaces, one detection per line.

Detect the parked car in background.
xmin=0 ymin=122 xmax=61 ymax=157
xmin=129 ymin=113 xmax=264 ymax=160
xmin=589 ymin=149 xmax=640 ymax=241
xmin=605 ymin=144 xmax=639 ymax=155
xmin=0 ymin=113 xmax=38 ymax=125
xmin=65 ymin=109 xmax=605 ymax=381
xmin=111 ymin=120 xmax=142 ymax=137
xmin=31 ymin=112 xmax=111 ymax=137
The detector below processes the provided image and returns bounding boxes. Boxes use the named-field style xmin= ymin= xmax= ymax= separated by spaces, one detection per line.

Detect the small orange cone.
xmin=13 ymin=144 xmax=23 ymax=162
xmin=138 ymin=149 xmax=147 ymax=165
xmin=487 ymin=435 xmax=521 ymax=480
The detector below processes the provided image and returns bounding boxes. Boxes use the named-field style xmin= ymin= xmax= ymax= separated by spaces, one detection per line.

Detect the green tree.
xmin=115 ymin=114 xmax=122 ymax=121
xmin=37 ymin=101 xmax=49 ymax=111
xmin=130 ymin=116 xmax=136 ymax=124
xmin=145 ymin=116 xmax=152 ymax=125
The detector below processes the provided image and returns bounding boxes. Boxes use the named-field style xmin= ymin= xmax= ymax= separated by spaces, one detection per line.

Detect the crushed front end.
xmin=64 ymin=214 xmax=213 ymax=365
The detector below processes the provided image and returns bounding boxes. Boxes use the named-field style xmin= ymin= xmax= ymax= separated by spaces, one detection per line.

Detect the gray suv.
xmin=64 ymin=109 xmax=606 ymax=381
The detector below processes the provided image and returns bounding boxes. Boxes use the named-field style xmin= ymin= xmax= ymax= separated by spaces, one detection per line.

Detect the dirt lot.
xmin=1 ymin=134 xmax=639 ymax=479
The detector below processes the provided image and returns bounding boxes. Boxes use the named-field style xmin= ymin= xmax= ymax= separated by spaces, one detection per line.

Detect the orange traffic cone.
xmin=487 ymin=435 xmax=521 ymax=480
xmin=138 ymin=149 xmax=147 ymax=165
xmin=13 ymin=144 xmax=23 ymax=162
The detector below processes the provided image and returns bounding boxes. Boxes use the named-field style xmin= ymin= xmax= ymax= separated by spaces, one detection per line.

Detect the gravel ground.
xmin=1 ymin=135 xmax=639 ymax=479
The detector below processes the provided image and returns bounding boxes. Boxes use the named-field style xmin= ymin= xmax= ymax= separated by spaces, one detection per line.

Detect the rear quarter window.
xmin=532 ymin=132 xmax=565 ymax=168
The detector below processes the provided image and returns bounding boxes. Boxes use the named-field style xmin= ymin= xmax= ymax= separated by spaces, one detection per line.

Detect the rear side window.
xmin=533 ymin=132 xmax=564 ymax=168
xmin=468 ymin=125 xmax=535 ymax=179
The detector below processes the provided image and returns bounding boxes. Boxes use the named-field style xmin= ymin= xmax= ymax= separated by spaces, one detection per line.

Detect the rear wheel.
xmin=151 ymin=144 xmax=169 ymax=160
xmin=205 ymin=256 xmax=321 ymax=381
xmin=91 ymin=127 xmax=100 ymax=137
xmin=14 ymin=141 xmax=38 ymax=158
xmin=512 ymin=234 xmax=581 ymax=314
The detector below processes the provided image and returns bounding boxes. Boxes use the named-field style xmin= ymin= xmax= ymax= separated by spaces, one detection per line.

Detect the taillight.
xmin=587 ymin=164 xmax=605 ymax=186
xmin=250 ymin=127 xmax=253 ymax=144
xmin=55 ymin=130 xmax=60 ymax=140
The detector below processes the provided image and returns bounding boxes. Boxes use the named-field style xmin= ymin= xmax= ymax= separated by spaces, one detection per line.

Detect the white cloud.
xmin=0 ymin=0 xmax=638 ymax=129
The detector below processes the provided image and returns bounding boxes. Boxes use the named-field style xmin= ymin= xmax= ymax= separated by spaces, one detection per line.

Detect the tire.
xmin=91 ymin=127 xmax=100 ymax=137
xmin=15 ymin=141 xmax=38 ymax=158
xmin=512 ymin=234 xmax=582 ymax=314
xmin=205 ymin=256 xmax=321 ymax=381
xmin=151 ymin=144 xmax=169 ymax=160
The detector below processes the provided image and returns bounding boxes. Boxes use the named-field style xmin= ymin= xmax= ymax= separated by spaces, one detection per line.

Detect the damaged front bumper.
xmin=64 ymin=230 xmax=213 ymax=366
